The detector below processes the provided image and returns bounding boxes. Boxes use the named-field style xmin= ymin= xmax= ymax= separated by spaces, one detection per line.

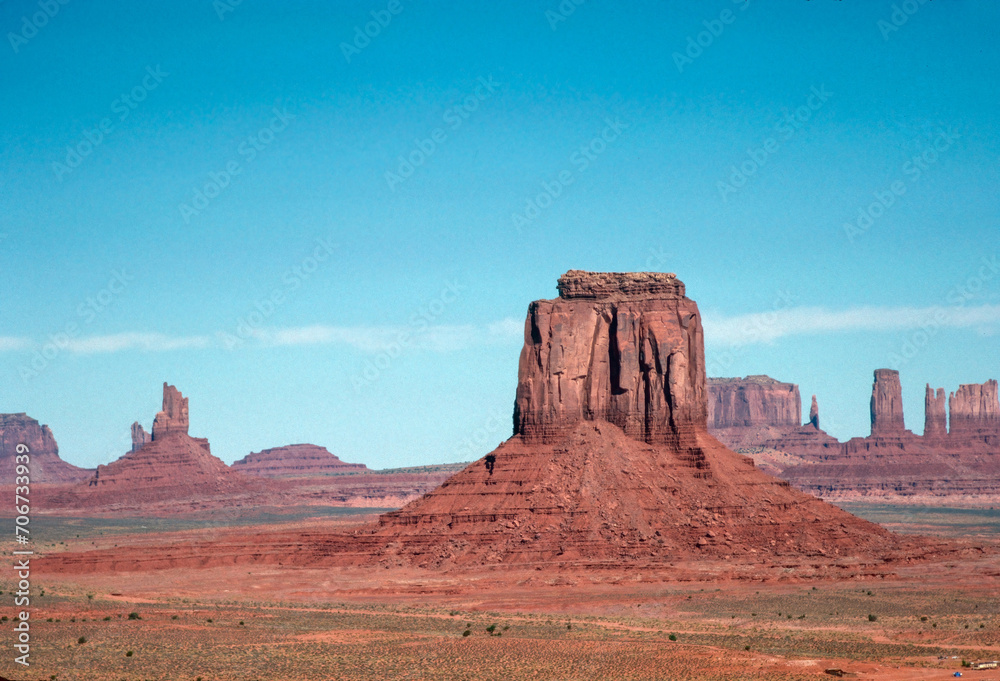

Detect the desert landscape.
xmin=4 ymin=270 xmax=1000 ymax=680
xmin=3 ymin=2 xmax=998 ymax=679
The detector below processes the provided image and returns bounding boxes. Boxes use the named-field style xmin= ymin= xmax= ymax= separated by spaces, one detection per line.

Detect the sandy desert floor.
xmin=4 ymin=504 xmax=1000 ymax=681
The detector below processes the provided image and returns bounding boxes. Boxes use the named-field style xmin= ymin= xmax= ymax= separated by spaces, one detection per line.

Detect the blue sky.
xmin=1 ymin=0 xmax=998 ymax=469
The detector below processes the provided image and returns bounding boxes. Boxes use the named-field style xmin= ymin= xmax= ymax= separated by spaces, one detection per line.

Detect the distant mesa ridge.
xmin=708 ymin=370 xmax=1000 ymax=500
xmin=232 ymin=444 xmax=368 ymax=478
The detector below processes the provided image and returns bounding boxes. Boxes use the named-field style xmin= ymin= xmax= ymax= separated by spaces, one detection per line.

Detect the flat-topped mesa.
xmin=924 ymin=385 xmax=948 ymax=440
xmin=949 ymin=380 xmax=1000 ymax=439
xmin=151 ymin=383 xmax=189 ymax=440
xmin=514 ymin=270 xmax=706 ymax=446
xmin=707 ymin=376 xmax=801 ymax=429
xmin=556 ymin=270 xmax=684 ymax=300
xmin=232 ymin=444 xmax=368 ymax=478
xmin=870 ymin=369 xmax=906 ymax=436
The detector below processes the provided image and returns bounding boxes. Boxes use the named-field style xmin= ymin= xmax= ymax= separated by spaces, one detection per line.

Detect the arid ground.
xmin=2 ymin=504 xmax=998 ymax=681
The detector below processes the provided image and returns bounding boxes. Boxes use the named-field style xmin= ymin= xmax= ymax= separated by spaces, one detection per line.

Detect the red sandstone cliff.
xmin=923 ymin=385 xmax=948 ymax=441
xmin=707 ymin=376 xmax=801 ymax=430
xmin=0 ymin=413 xmax=93 ymax=483
xmin=871 ymin=369 xmax=908 ymax=436
xmin=232 ymin=444 xmax=368 ymax=478
xmin=949 ymin=380 xmax=1000 ymax=444
xmin=514 ymin=270 xmax=706 ymax=446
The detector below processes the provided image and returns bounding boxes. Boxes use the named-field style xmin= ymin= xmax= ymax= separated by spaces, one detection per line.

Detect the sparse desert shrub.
xmin=867 ymin=614 xmax=877 ymax=622
xmin=125 ymin=650 xmax=133 ymax=657
xmin=462 ymin=629 xmax=471 ymax=637
xmin=128 ymin=612 xmax=140 ymax=620
xmin=668 ymin=634 xmax=677 ymax=641
xmin=77 ymin=637 xmax=86 ymax=645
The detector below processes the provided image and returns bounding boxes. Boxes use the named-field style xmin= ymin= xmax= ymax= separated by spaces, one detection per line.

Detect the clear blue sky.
xmin=2 ymin=0 xmax=998 ymax=469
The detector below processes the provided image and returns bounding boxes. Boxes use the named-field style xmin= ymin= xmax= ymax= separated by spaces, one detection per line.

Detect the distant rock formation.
xmin=130 ymin=422 xmax=150 ymax=453
xmin=371 ymin=271 xmax=899 ymax=567
xmin=707 ymin=370 xmax=1000 ymax=503
xmin=0 ymin=413 xmax=93 ymax=483
xmin=152 ymin=383 xmax=189 ymax=440
xmin=870 ymin=369 xmax=907 ymax=436
xmin=707 ymin=376 xmax=801 ymax=429
xmin=923 ymin=385 xmax=947 ymax=441
xmin=52 ymin=384 xmax=265 ymax=513
xmin=808 ymin=395 xmax=820 ymax=430
xmin=232 ymin=444 xmax=368 ymax=478
xmin=949 ymin=380 xmax=1000 ymax=443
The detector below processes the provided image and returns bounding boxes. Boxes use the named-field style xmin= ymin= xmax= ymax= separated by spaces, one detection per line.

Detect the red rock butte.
xmin=367 ymin=270 xmax=901 ymax=568
xmin=0 ymin=413 xmax=93 ymax=483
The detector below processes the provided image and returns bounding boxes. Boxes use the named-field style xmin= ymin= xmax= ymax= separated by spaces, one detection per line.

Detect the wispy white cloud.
xmin=252 ymin=319 xmax=523 ymax=353
xmin=704 ymin=304 xmax=1000 ymax=346
xmin=65 ymin=332 xmax=212 ymax=354
xmin=0 ymin=336 xmax=30 ymax=351
xmin=0 ymin=320 xmax=523 ymax=356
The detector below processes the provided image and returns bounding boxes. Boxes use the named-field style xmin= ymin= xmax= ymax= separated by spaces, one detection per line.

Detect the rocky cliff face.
xmin=949 ymin=380 xmax=1000 ymax=442
xmin=871 ymin=369 xmax=907 ymax=436
xmin=0 ymin=413 xmax=93 ymax=483
xmin=513 ymin=270 xmax=706 ymax=446
xmin=152 ymin=383 xmax=189 ymax=440
xmin=924 ymin=385 xmax=948 ymax=441
xmin=373 ymin=271 xmax=899 ymax=567
xmin=232 ymin=444 xmax=368 ymax=478
xmin=707 ymin=376 xmax=801 ymax=429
